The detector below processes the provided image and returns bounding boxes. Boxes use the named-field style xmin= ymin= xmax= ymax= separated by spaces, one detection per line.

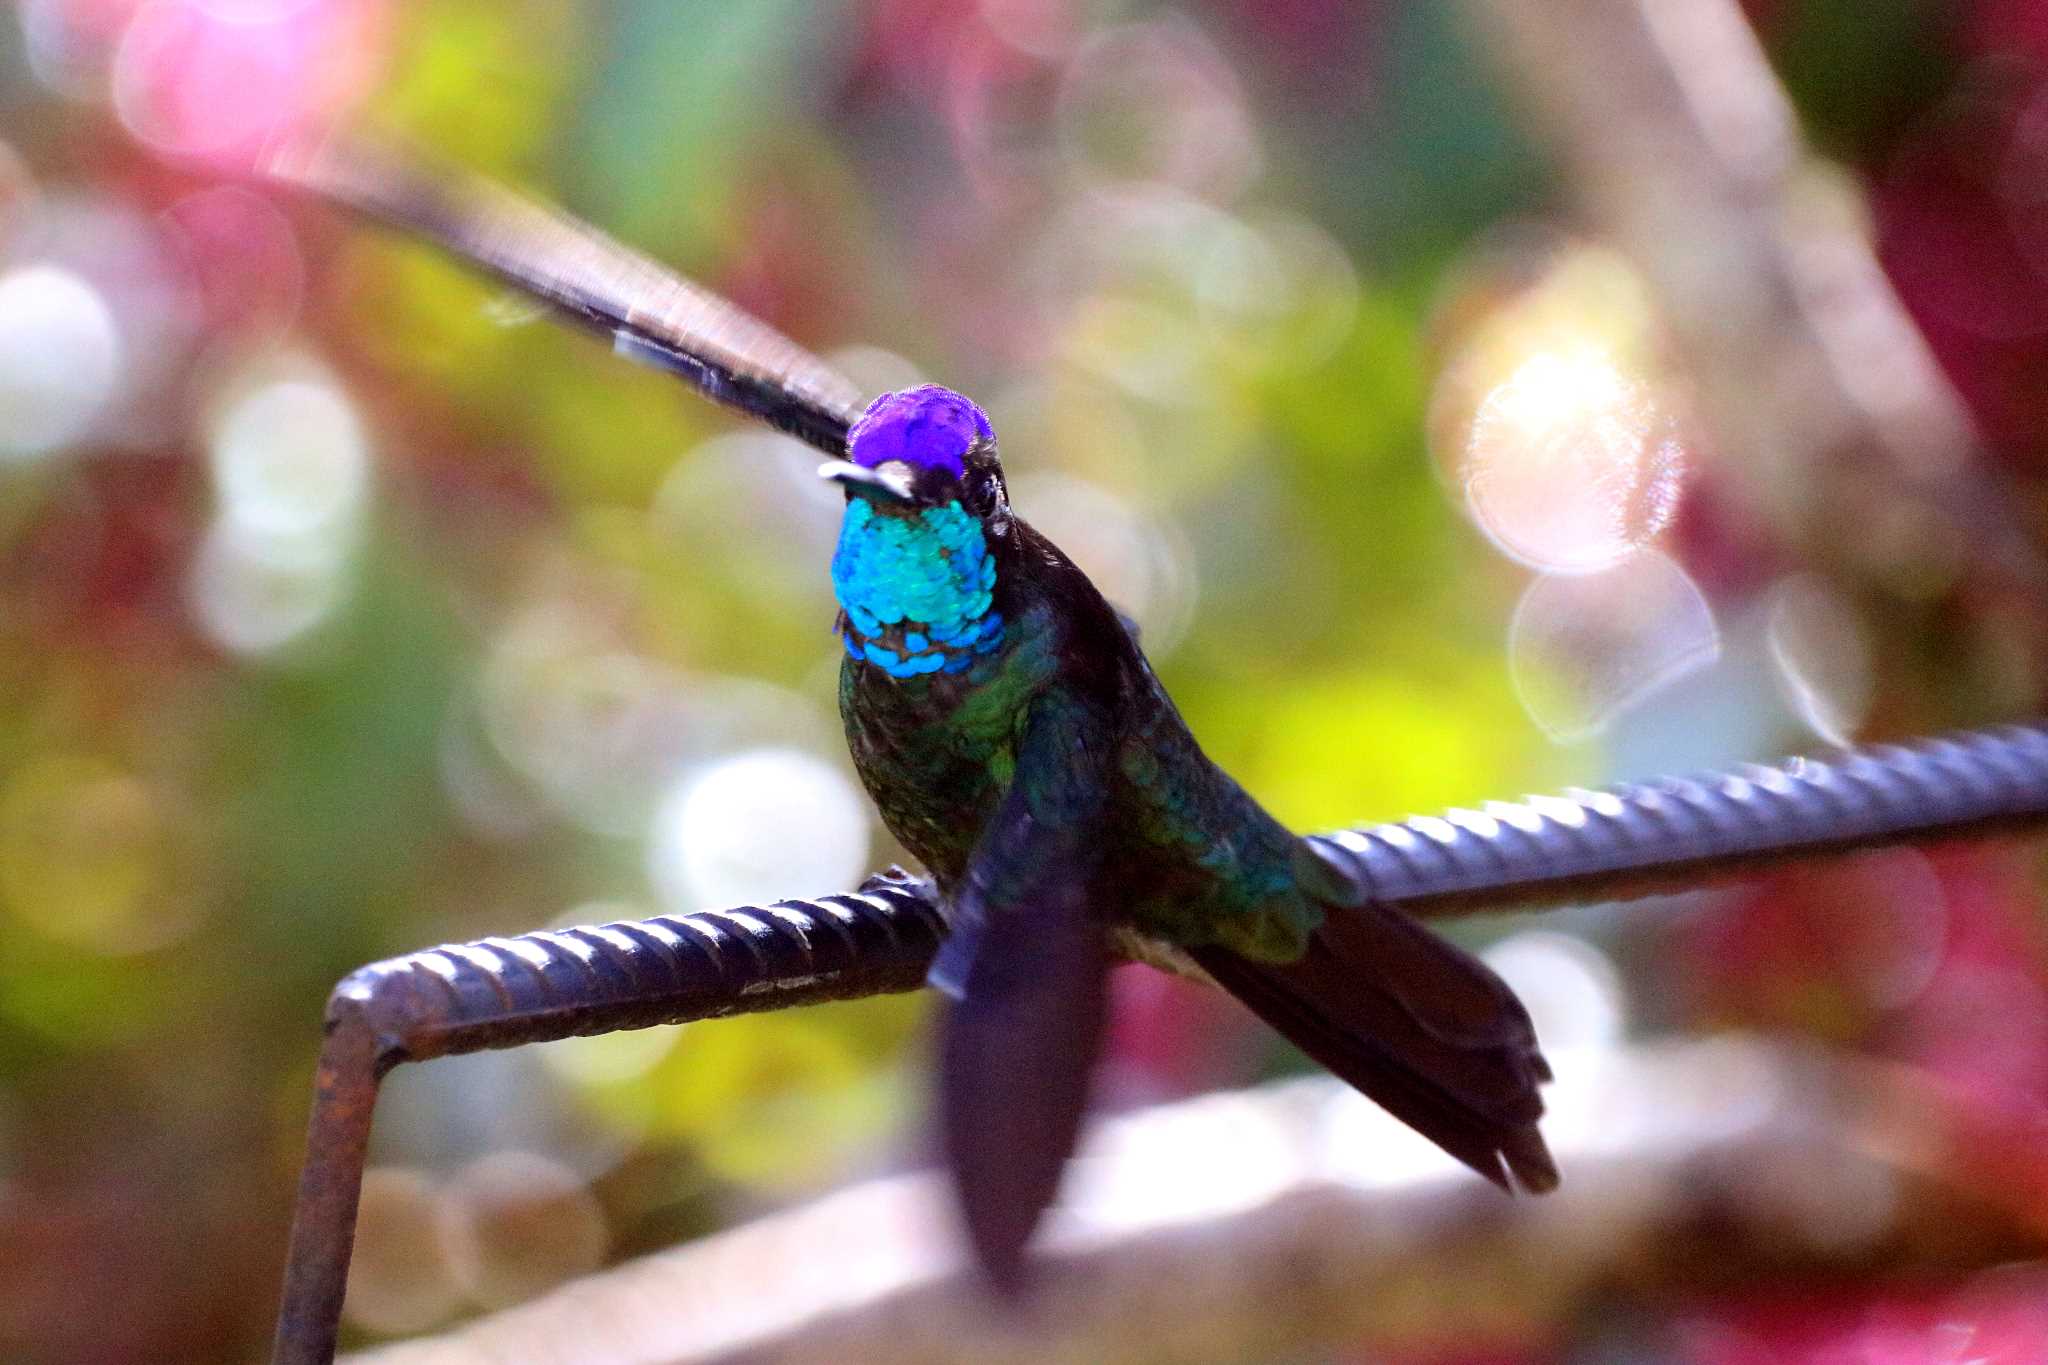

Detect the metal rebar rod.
xmin=270 ymin=876 xmax=944 ymax=1365
xmin=271 ymin=720 xmax=2048 ymax=1362
xmin=1311 ymin=721 xmax=2048 ymax=918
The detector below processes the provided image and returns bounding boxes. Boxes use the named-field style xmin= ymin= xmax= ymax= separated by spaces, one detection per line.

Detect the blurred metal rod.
xmin=270 ymin=878 xmax=945 ymax=1365
xmin=340 ymin=1041 xmax=2048 ymax=1365
xmin=1318 ymin=722 xmax=2048 ymax=918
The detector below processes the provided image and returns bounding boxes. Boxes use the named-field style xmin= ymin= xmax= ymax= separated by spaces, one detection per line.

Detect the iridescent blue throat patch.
xmin=831 ymin=499 xmax=1003 ymax=678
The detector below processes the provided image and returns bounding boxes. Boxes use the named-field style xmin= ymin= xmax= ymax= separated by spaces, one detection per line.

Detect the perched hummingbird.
xmin=821 ymin=384 xmax=1555 ymax=1288
xmin=265 ymin=133 xmax=1557 ymax=1295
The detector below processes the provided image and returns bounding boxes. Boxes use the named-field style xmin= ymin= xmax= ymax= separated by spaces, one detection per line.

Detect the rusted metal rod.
xmin=271 ymin=720 xmax=2048 ymax=1364
xmin=271 ymin=876 xmax=945 ymax=1365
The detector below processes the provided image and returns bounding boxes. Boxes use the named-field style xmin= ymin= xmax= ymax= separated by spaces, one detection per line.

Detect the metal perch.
xmin=274 ymin=719 xmax=2048 ymax=1364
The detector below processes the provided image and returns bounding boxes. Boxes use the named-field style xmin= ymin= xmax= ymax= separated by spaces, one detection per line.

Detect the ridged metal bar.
xmin=271 ymin=877 xmax=943 ymax=1365
xmin=273 ymin=720 xmax=2048 ymax=1363
xmin=1311 ymin=721 xmax=2048 ymax=918
xmin=323 ymin=877 xmax=943 ymax=1067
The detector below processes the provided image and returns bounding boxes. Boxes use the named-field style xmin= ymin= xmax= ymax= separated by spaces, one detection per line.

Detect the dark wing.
xmin=261 ymin=130 xmax=869 ymax=454
xmin=1193 ymin=862 xmax=1556 ymax=1193
xmin=935 ymin=689 xmax=1112 ymax=1296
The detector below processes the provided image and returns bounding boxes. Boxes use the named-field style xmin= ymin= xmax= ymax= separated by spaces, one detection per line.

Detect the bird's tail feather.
xmin=1191 ymin=899 xmax=1557 ymax=1193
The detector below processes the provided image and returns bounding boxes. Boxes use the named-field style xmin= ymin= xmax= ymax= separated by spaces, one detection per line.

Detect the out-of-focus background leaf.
xmin=4 ymin=1 xmax=2048 ymax=1361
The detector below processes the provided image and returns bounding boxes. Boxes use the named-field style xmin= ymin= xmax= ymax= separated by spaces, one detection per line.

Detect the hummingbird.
xmin=821 ymin=384 xmax=1554 ymax=1288
xmin=264 ymin=133 xmax=1558 ymax=1296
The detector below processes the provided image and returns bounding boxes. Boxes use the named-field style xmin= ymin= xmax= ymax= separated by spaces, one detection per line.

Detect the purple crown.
xmin=847 ymin=385 xmax=992 ymax=478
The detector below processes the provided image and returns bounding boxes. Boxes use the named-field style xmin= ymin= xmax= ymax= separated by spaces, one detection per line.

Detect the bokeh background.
xmin=7 ymin=0 xmax=2048 ymax=1361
